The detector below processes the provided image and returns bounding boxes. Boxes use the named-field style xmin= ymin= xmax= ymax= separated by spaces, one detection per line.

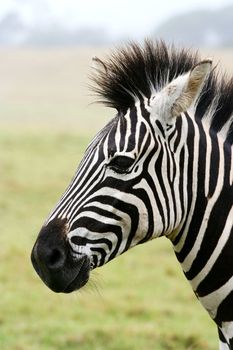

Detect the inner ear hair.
xmin=171 ymin=60 xmax=212 ymax=117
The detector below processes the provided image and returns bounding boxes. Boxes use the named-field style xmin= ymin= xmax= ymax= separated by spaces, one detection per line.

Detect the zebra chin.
xmin=31 ymin=218 xmax=91 ymax=293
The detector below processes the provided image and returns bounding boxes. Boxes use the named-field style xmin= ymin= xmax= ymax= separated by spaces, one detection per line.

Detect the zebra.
xmin=31 ymin=41 xmax=233 ymax=349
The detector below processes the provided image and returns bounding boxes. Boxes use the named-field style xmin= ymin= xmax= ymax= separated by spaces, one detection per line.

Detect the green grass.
xmin=0 ymin=127 xmax=217 ymax=350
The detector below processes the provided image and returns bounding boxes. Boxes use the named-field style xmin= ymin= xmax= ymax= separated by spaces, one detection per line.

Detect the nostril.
xmin=47 ymin=248 xmax=66 ymax=270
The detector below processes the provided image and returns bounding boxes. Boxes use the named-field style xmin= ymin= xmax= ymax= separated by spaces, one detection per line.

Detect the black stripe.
xmin=208 ymin=128 xmax=220 ymax=198
xmin=119 ymin=116 xmax=127 ymax=152
xmin=155 ymin=120 xmax=165 ymax=138
xmin=127 ymin=106 xmax=137 ymax=152
xmin=179 ymin=147 xmax=185 ymax=221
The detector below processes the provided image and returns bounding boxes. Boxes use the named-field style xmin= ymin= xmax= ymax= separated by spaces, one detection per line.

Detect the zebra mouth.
xmin=62 ymin=256 xmax=91 ymax=293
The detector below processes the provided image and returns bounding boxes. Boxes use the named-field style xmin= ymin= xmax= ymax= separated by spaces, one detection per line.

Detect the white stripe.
xmin=219 ymin=340 xmax=230 ymax=350
xmin=115 ymin=118 xmax=121 ymax=153
xmin=204 ymin=123 xmax=212 ymax=198
xmin=123 ymin=110 xmax=131 ymax=153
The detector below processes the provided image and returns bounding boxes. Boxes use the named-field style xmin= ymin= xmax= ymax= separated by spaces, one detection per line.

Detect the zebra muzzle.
xmin=31 ymin=218 xmax=91 ymax=293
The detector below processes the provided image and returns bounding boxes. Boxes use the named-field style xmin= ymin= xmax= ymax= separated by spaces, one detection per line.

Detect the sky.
xmin=1 ymin=0 xmax=233 ymax=39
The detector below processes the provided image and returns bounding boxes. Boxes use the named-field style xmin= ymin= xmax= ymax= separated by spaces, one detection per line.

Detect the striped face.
xmin=48 ymin=102 xmax=160 ymax=269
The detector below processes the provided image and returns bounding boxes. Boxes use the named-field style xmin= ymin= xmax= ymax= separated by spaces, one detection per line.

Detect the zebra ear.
xmin=170 ymin=60 xmax=212 ymax=118
xmin=152 ymin=60 xmax=212 ymax=122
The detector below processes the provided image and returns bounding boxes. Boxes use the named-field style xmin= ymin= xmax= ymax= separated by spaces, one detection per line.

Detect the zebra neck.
xmin=173 ymin=119 xmax=232 ymax=261
xmin=168 ymin=116 xmax=233 ymax=322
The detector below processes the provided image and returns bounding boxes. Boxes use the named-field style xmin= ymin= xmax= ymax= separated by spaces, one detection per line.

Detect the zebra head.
xmin=31 ymin=42 xmax=212 ymax=293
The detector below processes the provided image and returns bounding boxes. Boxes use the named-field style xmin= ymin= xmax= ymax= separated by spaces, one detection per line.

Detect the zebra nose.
xmin=31 ymin=218 xmax=68 ymax=275
xmin=46 ymin=247 xmax=66 ymax=270
xmin=32 ymin=240 xmax=66 ymax=272
xmin=42 ymin=245 xmax=66 ymax=270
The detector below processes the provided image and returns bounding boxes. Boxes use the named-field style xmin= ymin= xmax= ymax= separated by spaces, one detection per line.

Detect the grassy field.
xmin=0 ymin=46 xmax=232 ymax=350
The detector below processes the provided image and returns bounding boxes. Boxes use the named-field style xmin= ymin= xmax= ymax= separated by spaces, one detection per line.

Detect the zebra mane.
xmin=91 ymin=40 xmax=233 ymax=144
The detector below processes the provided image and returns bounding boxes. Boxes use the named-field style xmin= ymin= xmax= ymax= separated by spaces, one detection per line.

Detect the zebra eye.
xmin=108 ymin=155 xmax=135 ymax=173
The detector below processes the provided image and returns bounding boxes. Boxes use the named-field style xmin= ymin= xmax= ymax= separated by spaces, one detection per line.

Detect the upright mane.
xmin=91 ymin=40 xmax=233 ymax=144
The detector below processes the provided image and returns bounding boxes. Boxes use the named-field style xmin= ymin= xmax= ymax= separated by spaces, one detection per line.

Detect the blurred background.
xmin=0 ymin=1 xmax=232 ymax=349
xmin=0 ymin=0 xmax=233 ymax=47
